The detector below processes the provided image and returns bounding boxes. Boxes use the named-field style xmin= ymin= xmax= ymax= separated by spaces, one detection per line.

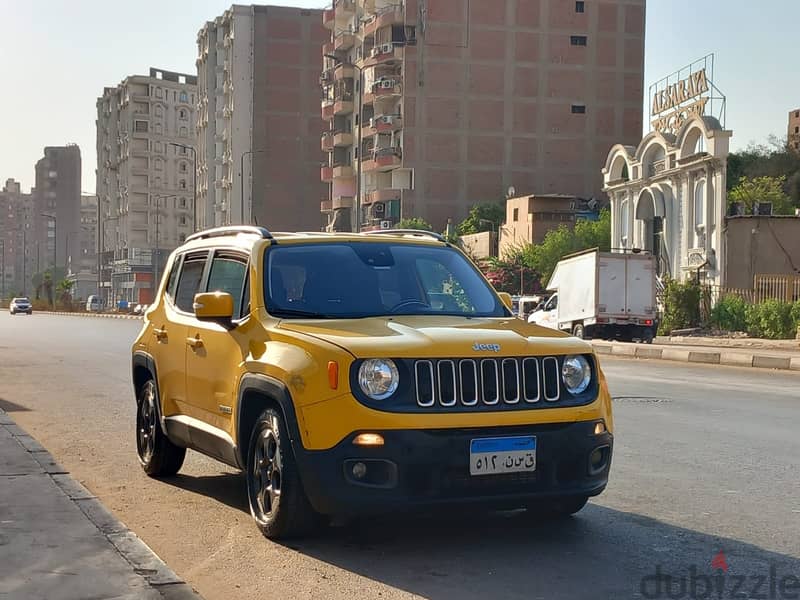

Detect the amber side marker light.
xmin=353 ymin=433 xmax=385 ymax=446
xmin=328 ymin=361 xmax=338 ymax=390
xmin=594 ymin=422 xmax=606 ymax=435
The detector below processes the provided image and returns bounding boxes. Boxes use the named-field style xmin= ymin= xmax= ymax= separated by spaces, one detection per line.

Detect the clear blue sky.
xmin=1 ymin=0 xmax=799 ymax=193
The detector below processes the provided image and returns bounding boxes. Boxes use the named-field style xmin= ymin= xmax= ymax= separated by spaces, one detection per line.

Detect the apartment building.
xmin=0 ymin=179 xmax=35 ymax=298
xmin=320 ymin=0 xmax=646 ymax=231
xmin=33 ymin=145 xmax=82 ymax=275
xmin=67 ymin=194 xmax=98 ymax=301
xmin=789 ymin=108 xmax=800 ymax=152
xmin=196 ymin=5 xmax=327 ymax=230
xmin=96 ymin=68 xmax=197 ymax=304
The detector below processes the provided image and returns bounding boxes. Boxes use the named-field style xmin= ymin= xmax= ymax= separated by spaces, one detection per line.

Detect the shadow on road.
xmin=160 ymin=473 xmax=800 ymax=599
xmin=0 ymin=397 xmax=31 ymax=412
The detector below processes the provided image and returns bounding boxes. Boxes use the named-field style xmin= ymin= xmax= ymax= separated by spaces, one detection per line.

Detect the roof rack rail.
xmin=185 ymin=226 xmax=274 ymax=243
xmin=363 ymin=229 xmax=445 ymax=242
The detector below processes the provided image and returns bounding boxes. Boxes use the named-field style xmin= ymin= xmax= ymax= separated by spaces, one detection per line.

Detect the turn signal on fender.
xmin=328 ymin=361 xmax=338 ymax=390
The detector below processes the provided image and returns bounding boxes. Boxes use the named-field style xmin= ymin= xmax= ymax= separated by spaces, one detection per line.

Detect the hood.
xmin=278 ymin=315 xmax=592 ymax=358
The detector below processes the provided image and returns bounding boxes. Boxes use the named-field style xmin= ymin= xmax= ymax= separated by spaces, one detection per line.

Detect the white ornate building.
xmin=601 ymin=115 xmax=732 ymax=286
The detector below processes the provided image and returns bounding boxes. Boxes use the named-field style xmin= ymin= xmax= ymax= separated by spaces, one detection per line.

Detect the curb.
xmin=29 ymin=310 xmax=142 ymax=320
xmin=592 ymin=341 xmax=800 ymax=372
xmin=0 ymin=409 xmax=202 ymax=599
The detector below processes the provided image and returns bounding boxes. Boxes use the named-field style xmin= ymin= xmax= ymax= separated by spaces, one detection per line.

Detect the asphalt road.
xmin=1 ymin=311 xmax=798 ymax=600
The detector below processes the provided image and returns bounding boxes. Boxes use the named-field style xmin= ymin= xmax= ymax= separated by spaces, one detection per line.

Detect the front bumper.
xmin=294 ymin=420 xmax=612 ymax=516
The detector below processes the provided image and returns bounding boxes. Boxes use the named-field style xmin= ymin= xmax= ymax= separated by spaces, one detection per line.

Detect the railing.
xmin=754 ymin=274 xmax=800 ymax=303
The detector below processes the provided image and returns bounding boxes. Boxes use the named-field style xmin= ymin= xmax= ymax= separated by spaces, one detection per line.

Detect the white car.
xmin=9 ymin=297 xmax=33 ymax=315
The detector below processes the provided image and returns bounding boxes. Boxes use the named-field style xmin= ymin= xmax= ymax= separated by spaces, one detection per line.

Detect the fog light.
xmin=590 ymin=448 xmax=604 ymax=468
xmin=352 ymin=462 xmax=367 ymax=479
xmin=353 ymin=432 xmax=385 ymax=446
xmin=594 ymin=422 xmax=606 ymax=435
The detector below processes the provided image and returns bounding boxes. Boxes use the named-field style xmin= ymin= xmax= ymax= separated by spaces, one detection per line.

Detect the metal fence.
xmin=754 ymin=274 xmax=800 ymax=303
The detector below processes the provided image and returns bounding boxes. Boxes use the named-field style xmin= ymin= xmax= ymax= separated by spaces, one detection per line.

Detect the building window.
xmin=571 ymin=104 xmax=586 ymax=114
xmin=570 ymin=35 xmax=587 ymax=46
xmin=179 ymin=109 xmax=187 ymax=120
xmin=694 ymin=180 xmax=705 ymax=228
xmin=179 ymin=162 xmax=187 ymax=173
xmin=179 ymin=233 xmax=186 ymax=242
xmin=180 ymin=179 xmax=187 ymax=190
xmin=134 ymin=120 xmax=148 ymax=132
xmin=575 ymin=1 xmax=585 ymax=12
xmin=795 ymin=126 xmax=799 ymax=134
xmin=155 ymin=105 xmax=163 ymax=118
xmin=179 ymin=197 xmax=187 ymax=208
xmin=180 ymin=215 xmax=187 ymax=226
xmin=155 ymin=123 xmax=163 ymax=135
xmin=513 ymin=208 xmax=519 ymax=222
xmin=179 ymin=126 xmax=188 ymax=137
xmin=180 ymin=91 xmax=188 ymax=103
xmin=620 ymin=199 xmax=629 ymax=247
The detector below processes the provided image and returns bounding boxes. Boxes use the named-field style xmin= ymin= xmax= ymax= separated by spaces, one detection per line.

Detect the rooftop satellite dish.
xmin=506 ymin=186 xmax=516 ymax=199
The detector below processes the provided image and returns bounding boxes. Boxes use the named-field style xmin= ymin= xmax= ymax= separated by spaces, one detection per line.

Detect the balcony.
xmin=321 ymin=165 xmax=334 ymax=182
xmin=333 ymin=98 xmax=354 ymax=116
xmin=323 ymin=130 xmax=354 ymax=150
xmin=364 ymin=43 xmax=403 ymax=67
xmin=362 ymin=148 xmax=402 ymax=172
xmin=365 ymin=188 xmax=400 ymax=204
xmin=322 ymin=40 xmax=334 ymax=57
xmin=321 ymin=100 xmax=335 ymax=121
xmin=372 ymin=78 xmax=402 ymax=98
xmin=334 ymin=32 xmax=355 ymax=51
xmin=323 ymin=8 xmax=335 ymax=29
xmin=321 ymin=132 xmax=335 ymax=152
xmin=334 ymin=0 xmax=356 ymax=17
xmin=333 ymin=63 xmax=356 ymax=81
xmin=332 ymin=194 xmax=354 ymax=209
xmin=320 ymin=199 xmax=333 ymax=213
xmin=333 ymin=164 xmax=354 ymax=178
xmin=364 ymin=5 xmax=406 ymax=37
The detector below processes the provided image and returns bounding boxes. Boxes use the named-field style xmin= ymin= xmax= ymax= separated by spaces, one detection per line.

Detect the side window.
xmin=164 ymin=255 xmax=182 ymax=301
xmin=206 ymin=253 xmax=248 ymax=318
xmin=175 ymin=255 xmax=208 ymax=312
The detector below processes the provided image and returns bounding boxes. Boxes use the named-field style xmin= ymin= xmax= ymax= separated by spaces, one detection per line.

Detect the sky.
xmin=1 ymin=0 xmax=799 ymax=194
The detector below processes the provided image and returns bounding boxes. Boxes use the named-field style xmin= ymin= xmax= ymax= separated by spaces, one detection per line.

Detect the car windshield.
xmin=13 ymin=298 xmax=29 ymax=303
xmin=264 ymin=242 xmax=508 ymax=319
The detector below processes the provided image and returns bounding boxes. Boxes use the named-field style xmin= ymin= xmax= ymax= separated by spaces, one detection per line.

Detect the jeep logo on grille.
xmin=473 ymin=343 xmax=501 ymax=352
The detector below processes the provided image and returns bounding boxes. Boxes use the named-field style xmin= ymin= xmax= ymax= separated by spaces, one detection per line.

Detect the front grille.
xmin=414 ymin=357 xmax=565 ymax=409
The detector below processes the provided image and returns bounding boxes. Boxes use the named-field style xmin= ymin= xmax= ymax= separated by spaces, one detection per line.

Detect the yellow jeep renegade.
xmin=131 ymin=226 xmax=614 ymax=539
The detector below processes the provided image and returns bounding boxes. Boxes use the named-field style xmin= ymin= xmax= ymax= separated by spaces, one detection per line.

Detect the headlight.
xmin=358 ymin=359 xmax=399 ymax=400
xmin=562 ymin=355 xmax=592 ymax=395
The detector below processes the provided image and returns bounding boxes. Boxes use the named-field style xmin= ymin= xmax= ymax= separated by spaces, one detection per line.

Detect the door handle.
xmin=153 ymin=327 xmax=167 ymax=341
xmin=186 ymin=335 xmax=203 ymax=350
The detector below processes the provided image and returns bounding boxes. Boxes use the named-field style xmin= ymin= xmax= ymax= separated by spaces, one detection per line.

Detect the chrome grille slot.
xmin=501 ymin=358 xmax=520 ymax=403
xmin=542 ymin=356 xmax=560 ymax=401
xmin=437 ymin=360 xmax=457 ymax=407
xmin=480 ymin=360 xmax=500 ymax=405
xmin=415 ymin=360 xmax=435 ymax=407
xmin=522 ymin=358 xmax=540 ymax=402
xmin=459 ymin=360 xmax=478 ymax=406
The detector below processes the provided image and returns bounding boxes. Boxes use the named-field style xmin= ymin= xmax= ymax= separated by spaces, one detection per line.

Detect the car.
xmin=9 ymin=297 xmax=32 ymax=315
xmin=131 ymin=226 xmax=614 ymax=539
xmin=86 ymin=295 xmax=103 ymax=312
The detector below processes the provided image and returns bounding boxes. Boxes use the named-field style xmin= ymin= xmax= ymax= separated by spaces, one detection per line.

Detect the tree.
xmin=521 ymin=209 xmax=611 ymax=285
xmin=728 ymin=175 xmax=794 ymax=215
xmin=457 ymin=203 xmax=505 ymax=235
xmin=727 ymin=137 xmax=800 ymax=207
xmin=395 ymin=217 xmax=433 ymax=230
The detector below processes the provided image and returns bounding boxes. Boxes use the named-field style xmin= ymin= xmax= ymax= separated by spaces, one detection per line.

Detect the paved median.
xmin=593 ymin=340 xmax=800 ymax=372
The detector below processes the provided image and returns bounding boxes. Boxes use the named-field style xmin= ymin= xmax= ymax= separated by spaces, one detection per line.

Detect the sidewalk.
xmin=593 ymin=339 xmax=800 ymax=371
xmin=0 ymin=409 xmax=201 ymax=600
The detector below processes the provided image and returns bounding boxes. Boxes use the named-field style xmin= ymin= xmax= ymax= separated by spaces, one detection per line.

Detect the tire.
xmin=572 ymin=323 xmax=585 ymax=339
xmin=642 ymin=329 xmax=654 ymax=344
xmin=136 ymin=379 xmax=186 ymax=477
xmin=527 ymin=495 xmax=589 ymax=518
xmin=246 ymin=407 xmax=321 ymax=539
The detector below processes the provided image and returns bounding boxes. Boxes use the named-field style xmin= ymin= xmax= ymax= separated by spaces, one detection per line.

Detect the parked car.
xmin=9 ymin=297 xmax=33 ymax=315
xmin=86 ymin=295 xmax=103 ymax=312
xmin=132 ymin=226 xmax=614 ymax=539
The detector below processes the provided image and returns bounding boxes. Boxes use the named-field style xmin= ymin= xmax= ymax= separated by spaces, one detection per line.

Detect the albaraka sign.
xmin=650 ymin=68 xmax=710 ymax=135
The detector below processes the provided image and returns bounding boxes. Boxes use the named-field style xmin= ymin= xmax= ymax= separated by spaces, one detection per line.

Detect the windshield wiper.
xmin=269 ymin=308 xmax=332 ymax=319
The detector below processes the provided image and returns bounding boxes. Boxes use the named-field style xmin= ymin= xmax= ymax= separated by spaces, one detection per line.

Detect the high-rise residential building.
xmin=789 ymin=108 xmax=800 ymax=152
xmin=0 ymin=178 xmax=35 ymax=298
xmin=196 ymin=5 xmax=327 ymax=230
xmin=67 ymin=194 xmax=99 ymax=301
xmin=320 ymin=0 xmax=646 ymax=231
xmin=96 ymin=68 xmax=197 ymax=304
xmin=33 ymin=145 xmax=81 ymax=275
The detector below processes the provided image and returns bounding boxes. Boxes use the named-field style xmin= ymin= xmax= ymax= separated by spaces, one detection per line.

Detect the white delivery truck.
xmin=528 ymin=248 xmax=658 ymax=343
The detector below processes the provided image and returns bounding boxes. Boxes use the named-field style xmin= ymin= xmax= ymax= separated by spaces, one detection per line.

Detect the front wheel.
xmin=136 ymin=380 xmax=185 ymax=476
xmin=526 ymin=495 xmax=589 ymax=518
xmin=572 ymin=323 xmax=585 ymax=339
xmin=246 ymin=408 xmax=321 ymax=539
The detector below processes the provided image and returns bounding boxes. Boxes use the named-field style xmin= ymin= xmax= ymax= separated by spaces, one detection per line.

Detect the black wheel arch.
xmin=131 ymin=351 xmax=167 ymax=436
xmin=236 ymin=373 xmax=303 ymax=470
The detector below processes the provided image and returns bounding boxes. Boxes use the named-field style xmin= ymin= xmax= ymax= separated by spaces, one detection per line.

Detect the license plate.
xmin=469 ymin=436 xmax=536 ymax=476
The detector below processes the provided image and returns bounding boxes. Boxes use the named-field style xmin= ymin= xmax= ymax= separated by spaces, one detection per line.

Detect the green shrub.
xmin=745 ymin=300 xmax=795 ymax=339
xmin=710 ymin=294 xmax=749 ymax=332
xmin=791 ymin=301 xmax=800 ymax=330
xmin=659 ymin=277 xmax=702 ymax=335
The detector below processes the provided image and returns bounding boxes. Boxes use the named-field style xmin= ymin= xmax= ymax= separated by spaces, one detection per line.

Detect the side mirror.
xmin=497 ymin=292 xmax=513 ymax=311
xmin=194 ymin=291 xmax=234 ymax=328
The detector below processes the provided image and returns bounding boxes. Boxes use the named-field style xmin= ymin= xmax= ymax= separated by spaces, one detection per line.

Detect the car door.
xmin=154 ymin=250 xmax=209 ymax=419
xmin=184 ymin=249 xmax=250 ymax=440
xmin=541 ymin=294 xmax=559 ymax=329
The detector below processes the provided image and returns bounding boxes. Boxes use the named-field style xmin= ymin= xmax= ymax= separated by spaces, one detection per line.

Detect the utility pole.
xmin=154 ymin=195 xmax=160 ymax=288
xmin=22 ymin=228 xmax=26 ymax=297
xmin=240 ymin=150 xmax=267 ymax=226
xmin=1 ymin=239 xmax=5 ymax=301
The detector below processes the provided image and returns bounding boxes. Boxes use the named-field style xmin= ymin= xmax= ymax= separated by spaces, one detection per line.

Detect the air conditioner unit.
xmin=380 ymin=220 xmax=391 ymax=229
xmin=381 ymin=43 xmax=393 ymax=53
xmin=380 ymin=80 xmax=395 ymax=89
xmin=373 ymin=202 xmax=385 ymax=214
xmin=370 ymin=46 xmax=382 ymax=57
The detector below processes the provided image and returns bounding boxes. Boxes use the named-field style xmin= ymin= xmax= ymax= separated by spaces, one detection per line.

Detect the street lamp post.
xmin=168 ymin=143 xmax=197 ymax=231
xmin=240 ymin=150 xmax=267 ymax=226
xmin=325 ymin=53 xmax=363 ymax=233
xmin=0 ymin=240 xmax=5 ymax=302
